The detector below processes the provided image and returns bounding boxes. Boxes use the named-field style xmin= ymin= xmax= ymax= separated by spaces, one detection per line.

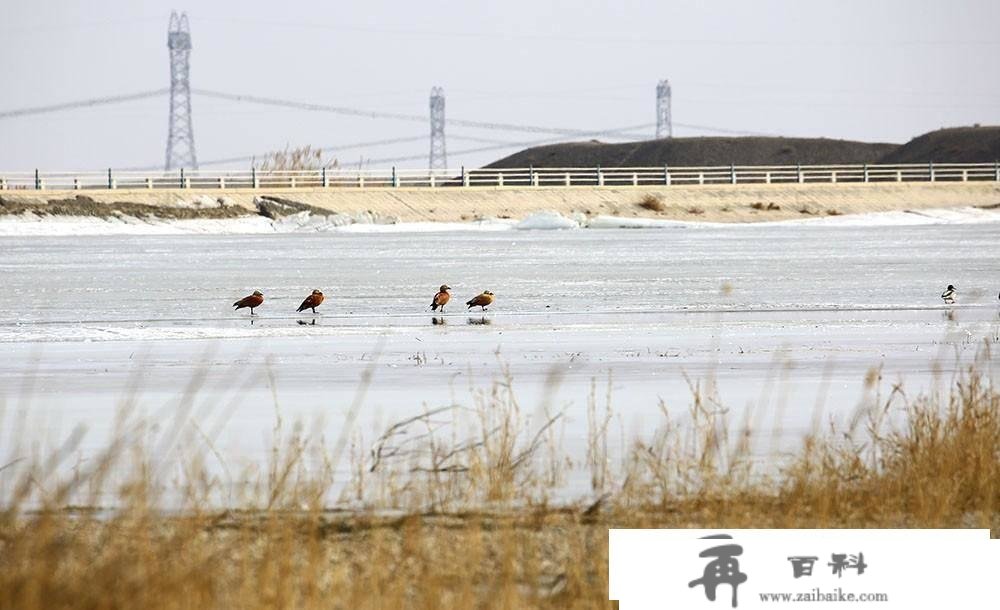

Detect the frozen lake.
xmin=1 ymin=222 xmax=999 ymax=502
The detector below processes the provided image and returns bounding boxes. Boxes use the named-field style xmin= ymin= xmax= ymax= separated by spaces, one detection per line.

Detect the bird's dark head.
xmin=947 ymin=285 xmax=956 ymax=291
xmin=484 ymin=290 xmax=494 ymax=296
xmin=313 ymin=289 xmax=323 ymax=296
xmin=252 ymin=290 xmax=263 ymax=297
xmin=440 ymin=284 xmax=451 ymax=292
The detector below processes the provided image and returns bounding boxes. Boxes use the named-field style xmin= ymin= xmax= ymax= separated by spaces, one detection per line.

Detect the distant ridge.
xmin=484 ymin=126 xmax=1000 ymax=168
xmin=879 ymin=126 xmax=1000 ymax=164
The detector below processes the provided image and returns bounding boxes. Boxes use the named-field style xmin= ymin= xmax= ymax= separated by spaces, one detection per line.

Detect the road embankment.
xmin=1 ymin=181 xmax=998 ymax=223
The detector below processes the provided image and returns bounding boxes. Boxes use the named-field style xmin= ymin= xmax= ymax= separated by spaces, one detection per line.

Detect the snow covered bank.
xmin=1 ymin=206 xmax=999 ymax=236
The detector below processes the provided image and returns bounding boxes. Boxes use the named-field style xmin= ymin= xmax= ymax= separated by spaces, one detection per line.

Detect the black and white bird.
xmin=941 ymin=284 xmax=956 ymax=304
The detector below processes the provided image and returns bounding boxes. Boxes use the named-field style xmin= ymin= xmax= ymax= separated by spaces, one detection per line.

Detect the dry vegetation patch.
xmin=1 ymin=356 xmax=997 ymax=609
xmin=0 ymin=194 xmax=250 ymax=220
xmin=636 ymin=193 xmax=666 ymax=212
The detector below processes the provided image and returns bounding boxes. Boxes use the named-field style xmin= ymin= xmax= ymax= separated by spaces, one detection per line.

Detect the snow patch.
xmin=774 ymin=206 xmax=1000 ymax=227
xmin=514 ymin=211 xmax=579 ymax=230
xmin=2 ymin=206 xmax=999 ymax=236
xmin=585 ymin=215 xmax=698 ymax=229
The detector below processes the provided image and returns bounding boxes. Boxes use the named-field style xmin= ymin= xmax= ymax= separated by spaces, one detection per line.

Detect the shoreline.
xmin=0 ymin=181 xmax=997 ymax=227
xmin=0 ymin=204 xmax=998 ymax=236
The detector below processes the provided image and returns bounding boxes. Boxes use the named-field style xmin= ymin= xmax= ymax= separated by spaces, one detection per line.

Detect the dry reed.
xmin=0 ymin=349 xmax=997 ymax=609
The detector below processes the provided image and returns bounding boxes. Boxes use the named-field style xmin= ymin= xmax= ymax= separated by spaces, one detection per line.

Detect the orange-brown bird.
xmin=296 ymin=289 xmax=325 ymax=314
xmin=466 ymin=290 xmax=494 ymax=312
xmin=431 ymin=284 xmax=451 ymax=312
xmin=233 ymin=290 xmax=264 ymax=315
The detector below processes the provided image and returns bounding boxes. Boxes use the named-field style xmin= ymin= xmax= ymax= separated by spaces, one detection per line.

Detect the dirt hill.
xmin=485 ymin=126 xmax=1000 ymax=168
xmin=485 ymin=136 xmax=898 ymax=168
xmin=878 ymin=126 xmax=1000 ymax=164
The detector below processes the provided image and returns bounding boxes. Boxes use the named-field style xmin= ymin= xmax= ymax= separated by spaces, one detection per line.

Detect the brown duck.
xmin=297 ymin=289 xmax=325 ymax=314
xmin=466 ymin=290 xmax=494 ymax=312
xmin=233 ymin=290 xmax=264 ymax=315
xmin=431 ymin=285 xmax=451 ymax=312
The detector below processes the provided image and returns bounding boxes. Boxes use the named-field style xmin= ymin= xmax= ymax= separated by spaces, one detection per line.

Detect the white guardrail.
xmin=0 ymin=163 xmax=998 ymax=191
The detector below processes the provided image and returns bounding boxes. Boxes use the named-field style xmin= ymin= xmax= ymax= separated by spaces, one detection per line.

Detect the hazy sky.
xmin=2 ymin=0 xmax=998 ymax=170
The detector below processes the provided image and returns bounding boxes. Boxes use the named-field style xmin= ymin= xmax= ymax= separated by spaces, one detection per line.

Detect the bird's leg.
xmin=250 ymin=308 xmax=255 ymax=315
xmin=312 ymin=307 xmax=317 ymax=314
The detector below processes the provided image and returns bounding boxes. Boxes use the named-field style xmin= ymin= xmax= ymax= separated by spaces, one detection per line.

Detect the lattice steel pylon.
xmin=429 ymin=87 xmax=447 ymax=170
xmin=165 ymin=11 xmax=197 ymax=171
xmin=655 ymin=79 xmax=672 ymax=139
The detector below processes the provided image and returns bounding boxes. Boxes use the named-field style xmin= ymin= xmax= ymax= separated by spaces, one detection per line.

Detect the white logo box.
xmin=610 ymin=529 xmax=997 ymax=609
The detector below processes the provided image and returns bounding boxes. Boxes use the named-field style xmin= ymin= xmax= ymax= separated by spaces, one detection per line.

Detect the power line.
xmin=672 ymin=122 xmax=779 ymax=137
xmin=0 ymin=89 xmax=167 ymax=120
xmin=191 ymin=88 xmax=657 ymax=137
xmin=194 ymin=135 xmax=429 ymax=168
xmin=0 ymin=87 xmax=765 ymax=138
xmin=358 ymin=129 xmax=653 ymax=166
xmin=147 ymin=130 xmax=643 ymax=170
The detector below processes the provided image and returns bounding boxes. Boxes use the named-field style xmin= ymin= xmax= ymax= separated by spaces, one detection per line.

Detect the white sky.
xmin=1 ymin=0 xmax=998 ymax=170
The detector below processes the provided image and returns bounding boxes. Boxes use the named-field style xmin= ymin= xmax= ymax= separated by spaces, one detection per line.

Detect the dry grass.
xmin=254 ymin=145 xmax=338 ymax=172
xmin=636 ymin=194 xmax=665 ymax=212
xmin=0 ymin=353 xmax=997 ymax=609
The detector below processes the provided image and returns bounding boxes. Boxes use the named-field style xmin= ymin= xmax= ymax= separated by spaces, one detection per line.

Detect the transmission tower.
xmin=655 ymin=79 xmax=672 ymax=139
xmin=165 ymin=11 xmax=197 ymax=170
xmin=428 ymin=86 xmax=447 ymax=170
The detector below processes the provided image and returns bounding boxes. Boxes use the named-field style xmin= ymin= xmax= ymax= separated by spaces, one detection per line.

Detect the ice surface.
xmin=1 ymin=221 xmax=998 ymax=502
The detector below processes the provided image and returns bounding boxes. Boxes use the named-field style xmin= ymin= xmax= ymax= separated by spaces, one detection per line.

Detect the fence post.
xmin=497 ymin=172 xmax=504 ymax=187
xmin=35 ymin=169 xmax=40 ymax=190
xmin=462 ymin=166 xmax=469 ymax=187
xmin=597 ymin=165 xmax=604 ymax=187
xmin=995 ymin=160 xmax=999 ymax=182
xmin=430 ymin=172 xmax=436 ymax=188
xmin=219 ymin=176 xmax=226 ymax=189
xmin=564 ymin=172 xmax=570 ymax=186
xmin=146 ymin=177 xmax=153 ymax=189
xmin=252 ymin=167 xmax=259 ymax=189
xmin=863 ymin=164 xmax=869 ymax=183
xmin=664 ymin=165 xmax=670 ymax=186
xmin=179 ymin=168 xmax=185 ymax=189
xmin=392 ymin=166 xmax=399 ymax=188
xmin=896 ymin=169 xmax=902 ymax=182
xmin=796 ymin=163 xmax=803 ymax=184
xmin=0 ymin=178 xmax=6 ymax=190
xmin=730 ymin=164 xmax=736 ymax=184
xmin=322 ymin=167 xmax=328 ymax=188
